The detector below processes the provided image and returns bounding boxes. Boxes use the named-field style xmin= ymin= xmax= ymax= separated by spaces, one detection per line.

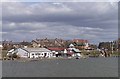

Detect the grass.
xmin=111 ymin=51 xmax=120 ymax=56
xmin=2 ymin=50 xmax=8 ymax=58
xmin=81 ymin=50 xmax=120 ymax=57
xmin=81 ymin=50 xmax=100 ymax=54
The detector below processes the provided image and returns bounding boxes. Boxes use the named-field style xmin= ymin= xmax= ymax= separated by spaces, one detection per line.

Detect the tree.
xmin=89 ymin=44 xmax=97 ymax=50
xmin=98 ymin=42 xmax=111 ymax=51
xmin=98 ymin=41 xmax=118 ymax=51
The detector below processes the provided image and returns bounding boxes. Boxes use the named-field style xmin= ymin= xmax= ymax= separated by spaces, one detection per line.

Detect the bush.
xmin=81 ymin=50 xmax=100 ymax=57
xmin=2 ymin=50 xmax=8 ymax=58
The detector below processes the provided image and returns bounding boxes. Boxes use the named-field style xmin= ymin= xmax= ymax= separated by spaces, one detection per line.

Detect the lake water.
xmin=2 ymin=57 xmax=119 ymax=77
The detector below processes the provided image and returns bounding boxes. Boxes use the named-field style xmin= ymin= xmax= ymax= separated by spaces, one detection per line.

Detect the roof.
xmin=8 ymin=49 xmax=18 ymax=54
xmin=12 ymin=42 xmax=20 ymax=45
xmin=69 ymin=44 xmax=75 ymax=47
xmin=47 ymin=47 xmax=65 ymax=51
xmin=32 ymin=40 xmax=39 ymax=44
xmin=8 ymin=49 xmax=14 ymax=52
xmin=73 ymin=39 xmax=88 ymax=43
xmin=23 ymin=48 xmax=51 ymax=52
xmin=72 ymin=48 xmax=81 ymax=53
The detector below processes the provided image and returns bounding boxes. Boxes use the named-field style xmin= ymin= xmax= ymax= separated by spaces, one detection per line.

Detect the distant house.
xmin=7 ymin=48 xmax=53 ymax=59
xmin=67 ymin=44 xmax=82 ymax=57
xmin=0 ymin=42 xmax=2 ymax=59
xmin=47 ymin=47 xmax=65 ymax=57
xmin=0 ymin=44 xmax=3 ymax=48
xmin=31 ymin=38 xmax=67 ymax=48
xmin=7 ymin=48 xmax=29 ymax=58
xmin=12 ymin=41 xmax=32 ymax=48
xmin=2 ymin=40 xmax=32 ymax=50
xmin=48 ymin=44 xmax=82 ymax=57
xmin=2 ymin=40 xmax=13 ymax=50
xmin=31 ymin=40 xmax=40 ymax=48
xmin=73 ymin=39 xmax=89 ymax=49
xmin=47 ymin=47 xmax=65 ymax=52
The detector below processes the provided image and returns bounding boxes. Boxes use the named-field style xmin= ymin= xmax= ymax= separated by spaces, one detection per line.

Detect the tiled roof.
xmin=73 ymin=39 xmax=88 ymax=43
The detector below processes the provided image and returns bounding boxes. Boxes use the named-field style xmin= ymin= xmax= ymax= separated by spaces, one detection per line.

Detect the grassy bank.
xmin=81 ymin=50 xmax=120 ymax=57
xmin=2 ymin=50 xmax=8 ymax=58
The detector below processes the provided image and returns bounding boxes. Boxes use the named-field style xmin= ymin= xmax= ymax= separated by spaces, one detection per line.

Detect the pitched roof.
xmin=73 ymin=39 xmax=88 ymax=43
xmin=23 ymin=48 xmax=51 ymax=52
xmin=72 ymin=48 xmax=81 ymax=53
xmin=69 ymin=44 xmax=75 ymax=47
xmin=8 ymin=49 xmax=14 ymax=52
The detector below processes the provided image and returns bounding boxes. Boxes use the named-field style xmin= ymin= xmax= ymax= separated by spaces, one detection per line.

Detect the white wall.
xmin=29 ymin=52 xmax=53 ymax=59
xmin=17 ymin=48 xmax=29 ymax=58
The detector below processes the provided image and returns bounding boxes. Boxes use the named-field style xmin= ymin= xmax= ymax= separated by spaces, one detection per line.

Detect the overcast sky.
xmin=2 ymin=2 xmax=118 ymax=44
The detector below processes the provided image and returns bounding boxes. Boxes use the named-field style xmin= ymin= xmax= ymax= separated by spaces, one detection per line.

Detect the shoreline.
xmin=1 ymin=56 xmax=119 ymax=62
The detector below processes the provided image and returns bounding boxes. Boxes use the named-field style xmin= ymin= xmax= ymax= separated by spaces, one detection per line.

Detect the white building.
xmin=26 ymin=48 xmax=53 ymax=58
xmin=7 ymin=48 xmax=53 ymax=59
xmin=0 ymin=44 xmax=2 ymax=59
xmin=68 ymin=44 xmax=82 ymax=57
xmin=0 ymin=45 xmax=3 ymax=48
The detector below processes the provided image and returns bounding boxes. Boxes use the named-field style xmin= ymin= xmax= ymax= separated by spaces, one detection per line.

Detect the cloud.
xmin=2 ymin=2 xmax=118 ymax=44
xmin=1 ymin=0 xmax=119 ymax=2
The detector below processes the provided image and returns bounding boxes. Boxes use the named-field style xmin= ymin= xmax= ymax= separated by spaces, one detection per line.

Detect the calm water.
xmin=2 ymin=57 xmax=118 ymax=77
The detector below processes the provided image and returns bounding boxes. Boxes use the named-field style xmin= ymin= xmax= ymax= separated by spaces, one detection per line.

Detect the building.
xmin=7 ymin=47 xmax=53 ymax=59
xmin=26 ymin=48 xmax=53 ymax=58
xmin=47 ymin=47 xmax=65 ymax=57
xmin=31 ymin=38 xmax=67 ymax=48
xmin=73 ymin=39 xmax=89 ymax=49
xmin=67 ymin=44 xmax=82 ymax=57
xmin=2 ymin=40 xmax=32 ymax=50
xmin=2 ymin=40 xmax=13 ymax=50
xmin=0 ymin=42 xmax=2 ymax=59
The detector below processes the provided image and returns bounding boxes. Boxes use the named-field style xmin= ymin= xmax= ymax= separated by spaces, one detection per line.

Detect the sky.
xmin=1 ymin=1 xmax=118 ymax=44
